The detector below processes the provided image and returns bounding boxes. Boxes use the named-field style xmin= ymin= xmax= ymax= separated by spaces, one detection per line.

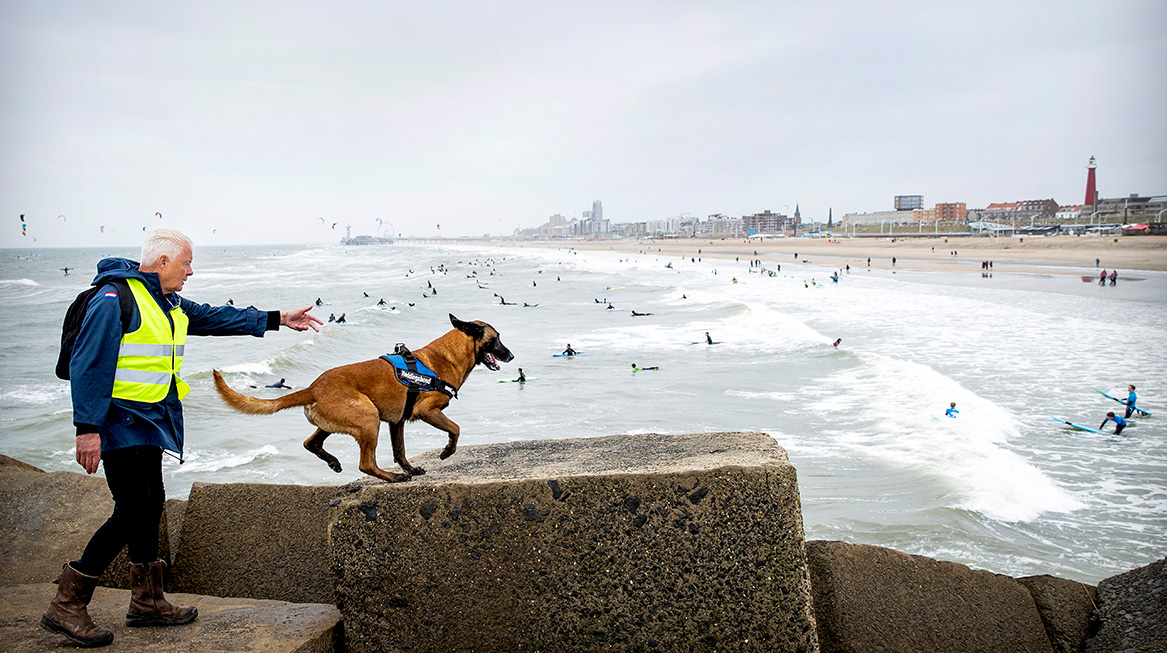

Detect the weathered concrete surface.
xmin=0 ymin=583 xmax=341 ymax=652
xmin=807 ymin=540 xmax=1053 ymax=653
xmin=0 ymin=455 xmax=170 ymax=590
xmin=1018 ymin=574 xmax=1098 ymax=653
xmin=331 ymin=431 xmax=819 ymax=652
xmin=171 ymin=482 xmax=343 ymax=604
xmin=1085 ymin=556 xmax=1166 ymax=653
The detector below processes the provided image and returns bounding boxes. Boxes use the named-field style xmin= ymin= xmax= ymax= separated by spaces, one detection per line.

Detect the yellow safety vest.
xmin=111 ymin=278 xmax=190 ymax=402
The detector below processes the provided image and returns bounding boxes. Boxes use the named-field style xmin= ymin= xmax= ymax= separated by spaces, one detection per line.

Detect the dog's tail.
xmin=212 ymin=369 xmax=315 ymax=415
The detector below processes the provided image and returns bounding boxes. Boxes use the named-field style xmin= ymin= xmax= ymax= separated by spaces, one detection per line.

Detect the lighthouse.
xmin=1084 ymin=156 xmax=1097 ymax=207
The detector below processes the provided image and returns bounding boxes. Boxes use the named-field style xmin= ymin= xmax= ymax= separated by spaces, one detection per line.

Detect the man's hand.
xmin=76 ymin=433 xmax=101 ymax=474
xmin=281 ymin=306 xmax=323 ymax=332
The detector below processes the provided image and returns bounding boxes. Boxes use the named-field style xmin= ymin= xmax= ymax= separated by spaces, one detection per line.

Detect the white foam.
xmin=173 ymin=445 xmax=280 ymax=474
xmin=0 ymin=278 xmax=39 ymax=286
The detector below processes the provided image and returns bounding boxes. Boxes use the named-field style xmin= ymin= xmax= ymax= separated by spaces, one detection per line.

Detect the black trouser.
xmin=1125 ymin=406 xmax=1134 ymax=419
xmin=75 ymin=446 xmax=164 ymax=576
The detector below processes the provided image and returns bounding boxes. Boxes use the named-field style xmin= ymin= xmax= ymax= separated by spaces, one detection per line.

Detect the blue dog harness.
xmin=381 ymin=345 xmax=457 ymax=420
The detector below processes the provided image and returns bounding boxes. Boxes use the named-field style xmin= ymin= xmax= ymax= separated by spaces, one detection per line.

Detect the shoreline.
xmin=474 ymin=234 xmax=1167 ymax=275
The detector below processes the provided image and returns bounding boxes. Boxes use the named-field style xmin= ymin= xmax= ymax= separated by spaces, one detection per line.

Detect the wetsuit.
xmin=945 ymin=407 xmax=959 ymax=418
xmin=1100 ymin=414 xmax=1127 ymax=434
xmin=1124 ymin=390 xmax=1138 ymax=419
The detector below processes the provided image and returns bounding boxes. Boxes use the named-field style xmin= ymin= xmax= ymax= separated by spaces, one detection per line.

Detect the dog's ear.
xmin=450 ymin=314 xmax=485 ymax=339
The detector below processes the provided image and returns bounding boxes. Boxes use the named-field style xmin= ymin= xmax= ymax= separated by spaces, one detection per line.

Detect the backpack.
xmin=56 ymin=278 xmax=134 ymax=380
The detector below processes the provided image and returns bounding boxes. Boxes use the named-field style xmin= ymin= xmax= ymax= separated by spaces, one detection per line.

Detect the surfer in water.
xmin=1123 ymin=385 xmax=1138 ymax=419
xmin=562 ymin=344 xmax=577 ymax=356
xmin=945 ymin=402 xmax=959 ymax=418
xmin=1100 ymin=411 xmax=1126 ymax=435
xmin=266 ymin=378 xmax=292 ymax=389
xmin=631 ymin=363 xmax=659 ymax=371
xmin=705 ymin=332 xmax=714 ymax=345
xmin=513 ymin=368 xmax=526 ymax=383
xmin=833 ymin=338 xmax=842 ymax=349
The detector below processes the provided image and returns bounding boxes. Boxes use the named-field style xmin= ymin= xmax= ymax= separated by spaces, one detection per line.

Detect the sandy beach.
xmin=497 ymin=234 xmax=1167 ymax=274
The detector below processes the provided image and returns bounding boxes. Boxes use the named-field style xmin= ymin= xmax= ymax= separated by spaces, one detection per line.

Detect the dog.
xmin=212 ymin=314 xmax=513 ymax=482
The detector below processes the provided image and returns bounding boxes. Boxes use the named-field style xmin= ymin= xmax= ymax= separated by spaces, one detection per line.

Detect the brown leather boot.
xmin=40 ymin=562 xmax=114 ymax=647
xmin=126 ymin=560 xmax=197 ymax=627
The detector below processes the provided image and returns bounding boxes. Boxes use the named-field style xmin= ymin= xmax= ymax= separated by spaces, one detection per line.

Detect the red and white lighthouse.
xmin=1084 ymin=156 xmax=1097 ymax=207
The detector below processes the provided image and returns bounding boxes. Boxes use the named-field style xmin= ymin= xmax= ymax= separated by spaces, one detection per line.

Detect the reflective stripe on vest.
xmin=112 ymin=278 xmax=190 ymax=402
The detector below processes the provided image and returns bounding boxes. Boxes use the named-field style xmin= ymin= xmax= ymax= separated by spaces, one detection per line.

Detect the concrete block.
xmin=171 ymin=482 xmax=343 ymax=604
xmin=330 ymin=431 xmax=818 ymax=652
xmin=0 ymin=456 xmax=168 ymax=590
xmin=1018 ymin=574 xmax=1097 ymax=653
xmin=807 ymin=540 xmax=1053 ymax=653
xmin=1085 ymin=556 xmax=1166 ymax=653
xmin=0 ymin=583 xmax=341 ymax=652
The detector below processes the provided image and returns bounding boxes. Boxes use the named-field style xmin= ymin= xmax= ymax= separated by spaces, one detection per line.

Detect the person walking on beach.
xmin=1100 ymin=411 xmax=1126 ymax=435
xmin=42 ymin=228 xmax=322 ymax=648
xmin=1109 ymin=270 xmax=1117 ymax=286
xmin=1099 ymin=270 xmax=1107 ymax=285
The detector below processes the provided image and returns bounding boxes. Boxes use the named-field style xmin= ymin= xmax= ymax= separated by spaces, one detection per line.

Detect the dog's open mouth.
xmin=482 ymin=352 xmax=500 ymax=371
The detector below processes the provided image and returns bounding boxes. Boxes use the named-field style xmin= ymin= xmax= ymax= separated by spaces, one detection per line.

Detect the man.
xmin=42 ymin=228 xmax=321 ymax=647
xmin=1100 ymin=411 xmax=1126 ymax=435
xmin=562 ymin=344 xmax=577 ymax=356
xmin=1123 ymin=385 xmax=1138 ymax=419
xmin=513 ymin=367 xmax=526 ymax=383
xmin=945 ymin=402 xmax=959 ymax=418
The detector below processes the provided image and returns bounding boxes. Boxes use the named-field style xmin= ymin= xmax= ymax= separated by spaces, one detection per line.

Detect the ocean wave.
xmin=806 ymin=352 xmax=1083 ymax=522
xmin=173 ymin=444 xmax=281 ymax=474
xmin=0 ymin=278 xmax=39 ymax=286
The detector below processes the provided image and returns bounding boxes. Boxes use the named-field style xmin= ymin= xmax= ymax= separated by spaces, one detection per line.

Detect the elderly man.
xmin=42 ymin=228 xmax=322 ymax=647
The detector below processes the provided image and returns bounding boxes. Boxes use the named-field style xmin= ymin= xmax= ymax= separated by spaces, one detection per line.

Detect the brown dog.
xmin=212 ymin=314 xmax=513 ymax=482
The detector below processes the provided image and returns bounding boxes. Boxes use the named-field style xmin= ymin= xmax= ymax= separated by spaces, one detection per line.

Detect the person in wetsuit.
xmin=265 ymin=378 xmax=292 ymax=389
xmin=1123 ymin=385 xmax=1138 ymax=419
xmin=945 ymin=402 xmax=959 ymax=418
xmin=562 ymin=344 xmax=577 ymax=356
xmin=1100 ymin=411 xmax=1126 ymax=434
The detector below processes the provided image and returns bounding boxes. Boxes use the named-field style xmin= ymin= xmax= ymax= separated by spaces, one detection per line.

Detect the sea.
xmin=1 ymin=241 xmax=1164 ymax=585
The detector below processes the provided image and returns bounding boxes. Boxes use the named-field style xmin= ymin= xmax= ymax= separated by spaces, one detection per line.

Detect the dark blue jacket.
xmin=71 ymin=257 xmax=279 ymax=455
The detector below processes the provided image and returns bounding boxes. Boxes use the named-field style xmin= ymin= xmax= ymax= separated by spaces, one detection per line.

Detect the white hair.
xmin=140 ymin=227 xmax=193 ymax=266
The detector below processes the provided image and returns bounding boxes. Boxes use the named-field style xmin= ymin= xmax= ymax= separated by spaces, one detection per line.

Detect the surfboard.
xmin=1049 ymin=415 xmax=1108 ymax=435
xmin=1092 ymin=388 xmax=1151 ymax=416
xmin=553 ymin=351 xmax=584 ymax=357
xmin=499 ymin=377 xmax=539 ymax=383
xmin=690 ymin=341 xmax=723 ymax=345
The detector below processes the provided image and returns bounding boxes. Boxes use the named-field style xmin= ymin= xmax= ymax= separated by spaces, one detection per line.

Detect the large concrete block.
xmin=0 ymin=583 xmax=341 ymax=652
xmin=171 ymin=482 xmax=343 ymax=604
xmin=0 ymin=455 xmax=169 ymax=590
xmin=1018 ymin=574 xmax=1097 ymax=653
xmin=1085 ymin=556 xmax=1166 ymax=653
xmin=330 ymin=431 xmax=818 ymax=652
xmin=807 ymin=540 xmax=1053 ymax=653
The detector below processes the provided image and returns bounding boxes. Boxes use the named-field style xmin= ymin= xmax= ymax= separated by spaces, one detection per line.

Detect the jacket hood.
xmin=92 ymin=257 xmax=158 ymax=290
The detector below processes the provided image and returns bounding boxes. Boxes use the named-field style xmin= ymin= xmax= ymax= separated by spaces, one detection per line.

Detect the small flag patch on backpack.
xmin=104 ymin=291 xmax=118 ymax=298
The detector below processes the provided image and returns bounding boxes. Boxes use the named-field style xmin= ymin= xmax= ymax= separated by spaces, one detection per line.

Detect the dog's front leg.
xmin=389 ymin=421 xmax=425 ymax=476
xmin=418 ymin=410 xmax=461 ymax=460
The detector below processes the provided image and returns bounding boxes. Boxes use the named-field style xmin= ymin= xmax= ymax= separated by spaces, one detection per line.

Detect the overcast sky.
xmin=2 ymin=0 xmax=1164 ymax=247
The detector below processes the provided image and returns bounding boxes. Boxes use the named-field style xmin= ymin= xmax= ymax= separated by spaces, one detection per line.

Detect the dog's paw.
xmin=328 ymin=460 xmax=343 ymax=473
xmin=439 ymin=447 xmax=456 ymax=460
xmin=410 ymin=467 xmax=427 ymax=476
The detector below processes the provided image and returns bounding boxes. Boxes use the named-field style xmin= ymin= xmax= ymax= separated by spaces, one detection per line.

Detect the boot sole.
xmin=40 ymin=614 xmax=114 ymax=647
xmin=125 ymin=607 xmax=198 ymax=627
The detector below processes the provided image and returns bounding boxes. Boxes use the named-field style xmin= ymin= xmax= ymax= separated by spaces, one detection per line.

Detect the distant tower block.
xmin=1084 ymin=156 xmax=1097 ymax=207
